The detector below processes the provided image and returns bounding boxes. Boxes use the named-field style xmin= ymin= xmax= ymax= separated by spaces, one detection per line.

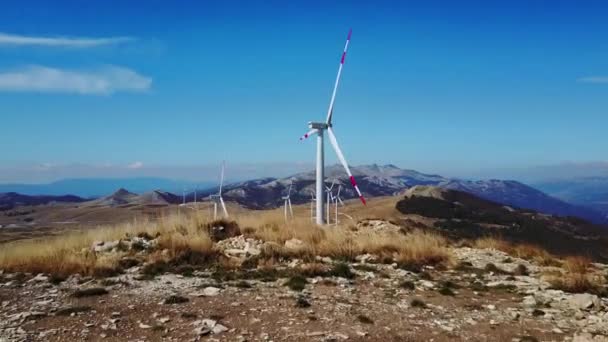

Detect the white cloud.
xmin=578 ymin=76 xmax=608 ymax=84
xmin=127 ymin=161 xmax=144 ymax=169
xmin=0 ymin=32 xmax=133 ymax=47
xmin=0 ymin=65 xmax=152 ymax=95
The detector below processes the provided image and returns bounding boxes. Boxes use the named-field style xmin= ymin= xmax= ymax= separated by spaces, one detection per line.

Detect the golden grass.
xmin=473 ymin=237 xmax=560 ymax=266
xmin=545 ymin=255 xmax=604 ymax=294
xmin=0 ymin=205 xmax=452 ymax=277
xmin=0 ymin=213 xmax=214 ymax=277
xmin=562 ymin=256 xmax=592 ymax=274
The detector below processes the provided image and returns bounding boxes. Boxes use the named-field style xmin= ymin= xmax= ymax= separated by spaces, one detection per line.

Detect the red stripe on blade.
xmin=347 ymin=29 xmax=352 ymax=40
xmin=341 ymin=52 xmax=346 ymax=64
xmin=359 ymin=196 xmax=366 ymax=205
xmin=349 ymin=176 xmax=357 ymax=187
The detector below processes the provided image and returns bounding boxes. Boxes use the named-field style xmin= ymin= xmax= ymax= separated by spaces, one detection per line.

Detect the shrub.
xmin=399 ymin=280 xmax=416 ymax=290
xmin=205 ymin=219 xmax=241 ymax=242
xmin=410 ymin=298 xmax=426 ymax=308
xmin=357 ymin=314 xmax=374 ymax=324
xmin=141 ymin=260 xmax=168 ymax=279
xmin=72 ymin=287 xmax=108 ymax=298
xmin=329 ymin=263 xmax=356 ymax=279
xmin=514 ymin=264 xmax=529 ymax=276
xmin=163 ymin=295 xmax=189 ymax=304
xmin=484 ymin=263 xmax=510 ymax=275
xmin=285 ymin=276 xmax=307 ymax=291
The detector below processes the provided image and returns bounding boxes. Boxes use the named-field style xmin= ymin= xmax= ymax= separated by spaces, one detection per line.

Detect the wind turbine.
xmin=299 ymin=29 xmax=366 ymax=225
xmin=210 ymin=162 xmax=229 ymax=220
xmin=282 ymin=182 xmax=294 ymax=222
xmin=335 ymin=184 xmax=345 ymax=206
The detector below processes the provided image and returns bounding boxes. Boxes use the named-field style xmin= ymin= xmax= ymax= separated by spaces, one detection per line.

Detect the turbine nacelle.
xmin=308 ymin=122 xmax=329 ymax=130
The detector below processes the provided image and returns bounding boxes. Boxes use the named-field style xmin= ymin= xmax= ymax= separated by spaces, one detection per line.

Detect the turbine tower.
xmin=300 ymin=29 xmax=366 ymax=225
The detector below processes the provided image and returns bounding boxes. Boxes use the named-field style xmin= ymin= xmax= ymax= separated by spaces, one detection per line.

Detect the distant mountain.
xmin=534 ymin=177 xmax=608 ymax=218
xmin=0 ymin=178 xmax=216 ymax=198
xmin=2 ymin=165 xmax=604 ymax=224
xmin=195 ymin=164 xmax=606 ymax=223
xmin=397 ymin=186 xmax=608 ymax=260
xmin=0 ymin=192 xmax=85 ymax=210
xmin=196 ymin=164 xmax=445 ymax=209
xmin=438 ymin=179 xmax=607 ymax=224
xmin=84 ymin=188 xmax=182 ymax=207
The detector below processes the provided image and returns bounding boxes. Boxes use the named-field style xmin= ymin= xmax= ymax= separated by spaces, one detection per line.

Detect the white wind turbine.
xmin=325 ymin=180 xmax=336 ymax=224
xmin=282 ymin=182 xmax=294 ymax=222
xmin=300 ymin=29 xmax=366 ymax=225
xmin=209 ymin=161 xmax=229 ymax=220
xmin=333 ymin=184 xmax=345 ymax=225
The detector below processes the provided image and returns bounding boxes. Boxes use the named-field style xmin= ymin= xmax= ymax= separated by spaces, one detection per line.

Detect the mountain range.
xmin=0 ymin=178 xmax=215 ymax=198
xmin=0 ymin=165 xmax=606 ymax=224
xmin=196 ymin=164 xmax=607 ymax=224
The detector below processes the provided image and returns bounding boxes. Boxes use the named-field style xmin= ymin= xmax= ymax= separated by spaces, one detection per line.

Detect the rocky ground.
xmin=2 ymin=222 xmax=608 ymax=342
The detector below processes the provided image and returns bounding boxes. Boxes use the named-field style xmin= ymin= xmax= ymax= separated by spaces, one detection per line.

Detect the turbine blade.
xmin=325 ymin=29 xmax=352 ymax=125
xmin=300 ymin=129 xmax=318 ymax=141
xmin=220 ymin=197 xmax=228 ymax=217
xmin=327 ymin=127 xmax=366 ymax=205
xmin=219 ymin=161 xmax=225 ymax=195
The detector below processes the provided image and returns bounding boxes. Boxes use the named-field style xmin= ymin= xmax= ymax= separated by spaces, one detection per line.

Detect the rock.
xmin=522 ymin=296 xmax=536 ymax=308
xmin=570 ymin=294 xmax=602 ymax=311
xmin=201 ymin=286 xmax=220 ymax=297
xmin=212 ymin=323 xmax=229 ymax=334
xmin=28 ymin=273 xmax=49 ymax=283
xmin=419 ymin=280 xmax=435 ymax=289
xmin=139 ymin=323 xmax=152 ymax=329
xmin=193 ymin=319 xmax=221 ymax=336
xmin=285 ymin=238 xmax=305 ymax=250
xmin=572 ymin=332 xmax=608 ymax=342
xmin=92 ymin=240 xmax=119 ymax=253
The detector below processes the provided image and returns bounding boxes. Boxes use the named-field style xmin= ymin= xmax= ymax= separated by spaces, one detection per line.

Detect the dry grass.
xmin=473 ymin=237 xmax=560 ymax=266
xmin=0 ymin=205 xmax=452 ymax=277
xmin=0 ymin=214 xmax=214 ymax=277
xmin=545 ymin=256 xmax=604 ymax=294
xmin=562 ymin=256 xmax=592 ymax=274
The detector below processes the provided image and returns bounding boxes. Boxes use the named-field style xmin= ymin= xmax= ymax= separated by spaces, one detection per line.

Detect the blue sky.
xmin=1 ymin=0 xmax=607 ymax=183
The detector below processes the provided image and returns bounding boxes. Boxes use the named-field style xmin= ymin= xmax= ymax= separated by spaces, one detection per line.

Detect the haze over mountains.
xmin=1 ymin=164 xmax=607 ymax=224
xmin=535 ymin=177 xmax=608 ymax=219
xmin=0 ymin=178 xmax=215 ymax=198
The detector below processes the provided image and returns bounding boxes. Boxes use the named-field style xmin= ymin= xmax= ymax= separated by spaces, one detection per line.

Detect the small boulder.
xmin=570 ymin=293 xmax=601 ymax=311
xmin=284 ymin=238 xmax=305 ymax=250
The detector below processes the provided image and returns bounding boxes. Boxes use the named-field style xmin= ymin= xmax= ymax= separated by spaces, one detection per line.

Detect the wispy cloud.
xmin=127 ymin=161 xmax=144 ymax=169
xmin=0 ymin=65 xmax=152 ymax=95
xmin=0 ymin=32 xmax=133 ymax=48
xmin=578 ymin=76 xmax=608 ymax=84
